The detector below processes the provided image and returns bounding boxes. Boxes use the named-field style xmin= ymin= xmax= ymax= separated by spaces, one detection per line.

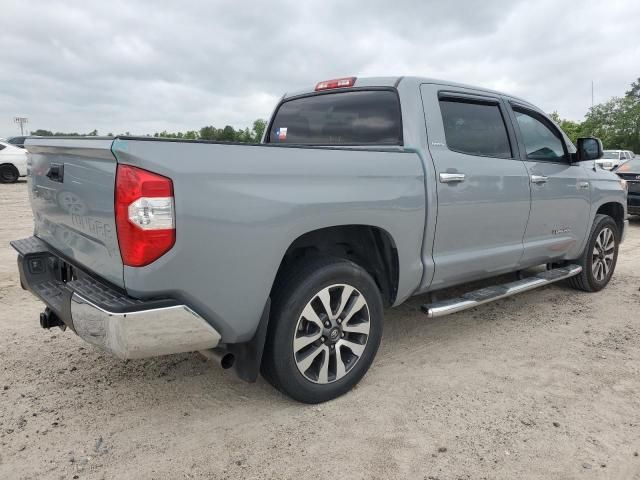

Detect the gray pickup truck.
xmin=12 ymin=76 xmax=628 ymax=403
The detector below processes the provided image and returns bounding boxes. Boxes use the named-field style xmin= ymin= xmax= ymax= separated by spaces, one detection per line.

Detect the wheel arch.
xmin=271 ymin=225 xmax=400 ymax=307
xmin=595 ymin=201 xmax=625 ymax=235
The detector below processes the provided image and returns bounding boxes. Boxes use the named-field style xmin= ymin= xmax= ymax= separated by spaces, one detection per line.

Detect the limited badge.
xmin=276 ymin=127 xmax=287 ymax=140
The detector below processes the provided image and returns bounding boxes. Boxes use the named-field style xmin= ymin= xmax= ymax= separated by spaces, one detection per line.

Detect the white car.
xmin=596 ymin=149 xmax=634 ymax=170
xmin=0 ymin=140 xmax=28 ymax=183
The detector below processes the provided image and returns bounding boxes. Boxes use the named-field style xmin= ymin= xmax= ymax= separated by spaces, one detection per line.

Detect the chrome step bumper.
xmin=11 ymin=236 xmax=221 ymax=359
xmin=421 ymin=265 xmax=582 ymax=318
xmin=71 ymin=294 xmax=221 ymax=359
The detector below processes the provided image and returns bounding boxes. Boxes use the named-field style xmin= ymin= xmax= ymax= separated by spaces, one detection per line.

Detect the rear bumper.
xmin=11 ymin=236 xmax=221 ymax=359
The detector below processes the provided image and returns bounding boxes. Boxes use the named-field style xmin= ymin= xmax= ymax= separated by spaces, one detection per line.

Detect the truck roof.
xmin=282 ymin=76 xmax=535 ymax=108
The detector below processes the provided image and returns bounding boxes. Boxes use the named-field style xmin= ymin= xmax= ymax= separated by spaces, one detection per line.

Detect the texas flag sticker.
xmin=276 ymin=127 xmax=287 ymax=140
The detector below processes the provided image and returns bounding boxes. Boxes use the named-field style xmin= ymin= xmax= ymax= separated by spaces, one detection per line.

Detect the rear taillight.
xmin=315 ymin=76 xmax=357 ymax=91
xmin=115 ymin=164 xmax=175 ymax=267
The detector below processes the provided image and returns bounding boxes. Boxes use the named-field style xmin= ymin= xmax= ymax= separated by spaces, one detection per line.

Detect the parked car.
xmin=0 ymin=141 xmax=27 ymax=183
xmin=596 ymin=149 xmax=634 ymax=170
xmin=11 ymin=76 xmax=628 ymax=403
xmin=613 ymin=158 xmax=640 ymax=215
xmin=7 ymin=136 xmax=27 ymax=148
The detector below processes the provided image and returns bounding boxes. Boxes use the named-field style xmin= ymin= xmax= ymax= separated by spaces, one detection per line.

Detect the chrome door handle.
xmin=578 ymin=181 xmax=590 ymax=189
xmin=439 ymin=172 xmax=466 ymax=183
xmin=530 ymin=175 xmax=548 ymax=184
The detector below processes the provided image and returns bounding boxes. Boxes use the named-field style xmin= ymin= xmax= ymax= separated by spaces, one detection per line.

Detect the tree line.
xmin=550 ymin=77 xmax=640 ymax=152
xmin=30 ymin=119 xmax=268 ymax=143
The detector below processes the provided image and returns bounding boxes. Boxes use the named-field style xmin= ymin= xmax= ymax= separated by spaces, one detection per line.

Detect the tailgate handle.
xmin=46 ymin=164 xmax=64 ymax=183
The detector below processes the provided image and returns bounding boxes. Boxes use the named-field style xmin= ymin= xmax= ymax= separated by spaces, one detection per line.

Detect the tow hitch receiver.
xmin=39 ymin=307 xmax=66 ymax=330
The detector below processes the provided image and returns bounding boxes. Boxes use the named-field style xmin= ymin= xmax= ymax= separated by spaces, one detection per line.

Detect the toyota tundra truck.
xmin=12 ymin=76 xmax=628 ymax=403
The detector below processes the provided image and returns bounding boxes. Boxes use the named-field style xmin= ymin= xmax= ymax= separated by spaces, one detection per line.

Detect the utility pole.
xmin=14 ymin=116 xmax=28 ymax=136
xmin=591 ymin=81 xmax=594 ymax=109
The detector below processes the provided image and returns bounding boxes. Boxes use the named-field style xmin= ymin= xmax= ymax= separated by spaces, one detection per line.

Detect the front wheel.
xmin=567 ymin=214 xmax=619 ymax=292
xmin=261 ymin=257 xmax=383 ymax=403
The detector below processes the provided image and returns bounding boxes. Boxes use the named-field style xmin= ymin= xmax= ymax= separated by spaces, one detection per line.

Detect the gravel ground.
xmin=1 ymin=180 xmax=639 ymax=480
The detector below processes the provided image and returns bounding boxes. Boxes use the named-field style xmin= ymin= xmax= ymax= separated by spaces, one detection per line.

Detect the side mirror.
xmin=575 ymin=137 xmax=603 ymax=161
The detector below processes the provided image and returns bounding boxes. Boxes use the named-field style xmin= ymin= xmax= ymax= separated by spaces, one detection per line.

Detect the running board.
xmin=421 ymin=265 xmax=582 ymax=318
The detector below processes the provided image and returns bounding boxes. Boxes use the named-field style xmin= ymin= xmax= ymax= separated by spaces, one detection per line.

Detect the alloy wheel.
xmin=591 ymin=226 xmax=615 ymax=282
xmin=292 ymin=284 xmax=370 ymax=384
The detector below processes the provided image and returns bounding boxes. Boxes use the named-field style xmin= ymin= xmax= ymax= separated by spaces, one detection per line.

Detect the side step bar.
xmin=421 ymin=265 xmax=582 ymax=318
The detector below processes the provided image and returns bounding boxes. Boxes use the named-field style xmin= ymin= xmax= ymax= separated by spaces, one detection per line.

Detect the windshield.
xmin=616 ymin=159 xmax=640 ymax=172
xmin=602 ymin=151 xmax=620 ymax=159
xmin=268 ymin=90 xmax=402 ymax=145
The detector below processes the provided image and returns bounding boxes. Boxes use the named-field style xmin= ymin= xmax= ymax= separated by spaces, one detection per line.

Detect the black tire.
xmin=567 ymin=214 xmax=619 ymax=292
xmin=261 ymin=256 xmax=383 ymax=403
xmin=0 ymin=164 xmax=19 ymax=184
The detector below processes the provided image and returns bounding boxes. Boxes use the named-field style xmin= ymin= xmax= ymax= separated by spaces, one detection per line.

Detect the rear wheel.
xmin=0 ymin=164 xmax=19 ymax=184
xmin=567 ymin=214 xmax=619 ymax=292
xmin=261 ymin=257 xmax=383 ymax=403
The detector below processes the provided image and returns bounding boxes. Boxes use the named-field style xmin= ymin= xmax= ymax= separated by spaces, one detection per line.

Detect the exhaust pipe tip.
xmin=219 ymin=353 xmax=235 ymax=369
xmin=199 ymin=348 xmax=235 ymax=369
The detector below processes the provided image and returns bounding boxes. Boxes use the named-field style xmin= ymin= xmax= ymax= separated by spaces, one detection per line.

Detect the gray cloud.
xmin=1 ymin=0 xmax=639 ymax=137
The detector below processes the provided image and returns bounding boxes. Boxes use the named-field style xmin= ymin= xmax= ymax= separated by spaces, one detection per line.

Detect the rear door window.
xmin=439 ymin=99 xmax=512 ymax=159
xmin=268 ymin=90 xmax=402 ymax=145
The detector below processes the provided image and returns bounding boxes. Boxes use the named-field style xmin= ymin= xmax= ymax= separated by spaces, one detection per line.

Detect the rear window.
xmin=268 ymin=90 xmax=402 ymax=145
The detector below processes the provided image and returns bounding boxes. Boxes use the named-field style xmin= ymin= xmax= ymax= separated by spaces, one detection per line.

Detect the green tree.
xmin=31 ymin=129 xmax=54 ymax=136
xmin=548 ymin=112 xmax=585 ymax=145
xmin=183 ymin=130 xmax=199 ymax=140
xmin=199 ymin=126 xmax=218 ymax=140
xmin=625 ymin=77 xmax=640 ymax=100
xmin=582 ymin=96 xmax=640 ymax=151
xmin=549 ymin=77 xmax=640 ymax=153
xmin=251 ymin=119 xmax=267 ymax=143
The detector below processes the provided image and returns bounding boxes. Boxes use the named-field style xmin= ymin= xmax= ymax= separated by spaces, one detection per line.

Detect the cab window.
xmin=513 ymin=109 xmax=566 ymax=162
xmin=439 ymin=99 xmax=512 ymax=159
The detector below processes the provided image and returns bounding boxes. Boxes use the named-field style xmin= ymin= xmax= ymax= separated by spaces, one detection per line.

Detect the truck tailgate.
xmin=26 ymin=138 xmax=124 ymax=287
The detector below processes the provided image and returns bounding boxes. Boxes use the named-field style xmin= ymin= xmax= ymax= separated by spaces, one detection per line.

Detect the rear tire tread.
xmin=261 ymin=255 xmax=382 ymax=403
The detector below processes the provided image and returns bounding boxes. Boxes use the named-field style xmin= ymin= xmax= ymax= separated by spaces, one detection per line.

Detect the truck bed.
xmin=24 ymin=137 xmax=426 ymax=342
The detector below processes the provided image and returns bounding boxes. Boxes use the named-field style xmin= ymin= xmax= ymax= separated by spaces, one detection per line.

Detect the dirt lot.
xmin=1 ymin=180 xmax=639 ymax=480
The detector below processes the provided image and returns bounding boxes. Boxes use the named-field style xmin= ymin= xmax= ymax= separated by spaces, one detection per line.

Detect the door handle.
xmin=439 ymin=172 xmax=466 ymax=183
xmin=578 ymin=181 xmax=590 ymax=189
xmin=530 ymin=175 xmax=548 ymax=184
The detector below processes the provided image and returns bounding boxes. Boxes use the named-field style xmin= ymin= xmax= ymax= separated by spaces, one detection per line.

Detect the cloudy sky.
xmin=1 ymin=0 xmax=639 ymax=138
